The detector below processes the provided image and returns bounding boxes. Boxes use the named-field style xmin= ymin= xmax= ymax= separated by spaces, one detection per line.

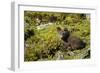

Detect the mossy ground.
xmin=24 ymin=11 xmax=90 ymax=61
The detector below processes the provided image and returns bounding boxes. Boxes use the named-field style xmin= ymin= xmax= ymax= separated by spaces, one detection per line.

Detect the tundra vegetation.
xmin=24 ymin=11 xmax=90 ymax=61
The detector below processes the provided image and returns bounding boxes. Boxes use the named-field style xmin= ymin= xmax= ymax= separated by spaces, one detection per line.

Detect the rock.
xmin=55 ymin=51 xmax=64 ymax=60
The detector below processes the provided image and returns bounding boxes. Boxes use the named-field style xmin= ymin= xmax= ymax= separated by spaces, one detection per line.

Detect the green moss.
xmin=24 ymin=11 xmax=90 ymax=61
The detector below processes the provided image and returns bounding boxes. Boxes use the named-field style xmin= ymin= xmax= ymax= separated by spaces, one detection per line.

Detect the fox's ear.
xmin=64 ymin=28 xmax=68 ymax=31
